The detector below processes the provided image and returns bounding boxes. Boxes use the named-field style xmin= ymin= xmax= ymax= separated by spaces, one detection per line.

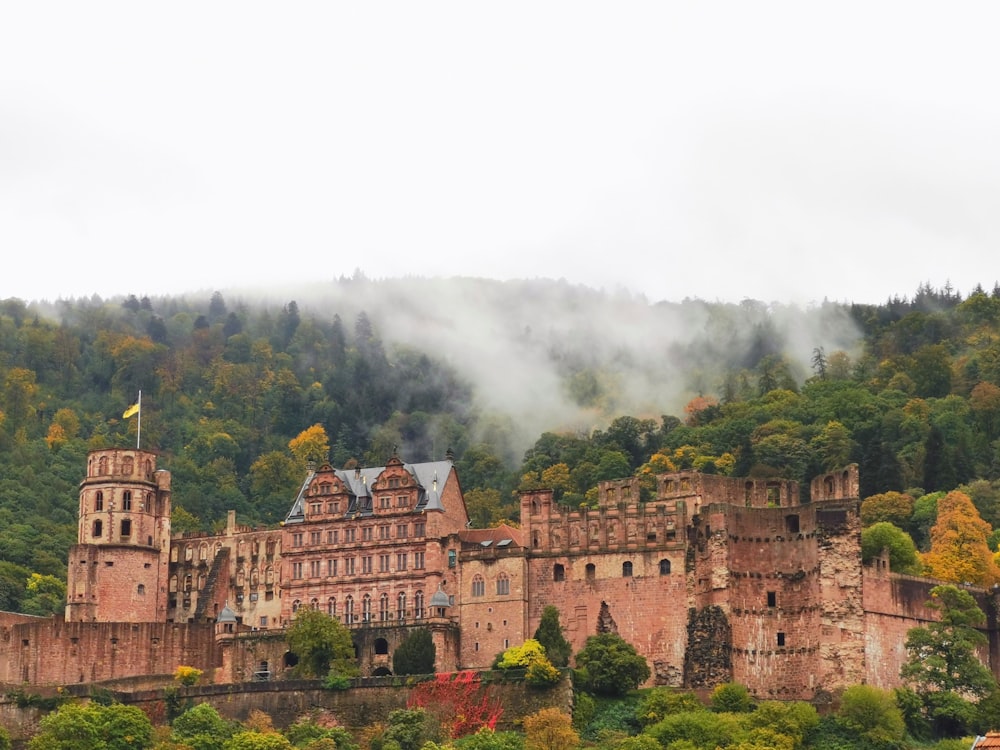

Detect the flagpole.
xmin=136 ymin=390 xmax=142 ymax=450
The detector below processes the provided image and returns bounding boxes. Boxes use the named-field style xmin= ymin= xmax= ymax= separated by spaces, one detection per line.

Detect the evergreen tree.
xmin=393 ymin=628 xmax=436 ymax=675
xmin=533 ymin=606 xmax=572 ymax=668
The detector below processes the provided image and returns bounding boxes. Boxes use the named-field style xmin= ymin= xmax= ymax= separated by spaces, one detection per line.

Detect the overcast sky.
xmin=3 ymin=2 xmax=999 ymax=307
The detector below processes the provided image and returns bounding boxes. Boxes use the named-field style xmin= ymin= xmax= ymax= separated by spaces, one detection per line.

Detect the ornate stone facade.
xmin=1 ymin=449 xmax=997 ymax=701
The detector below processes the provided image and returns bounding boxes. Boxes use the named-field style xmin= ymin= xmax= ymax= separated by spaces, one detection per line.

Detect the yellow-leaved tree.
xmin=921 ymin=490 xmax=1000 ymax=586
xmin=289 ymin=424 xmax=331 ymax=466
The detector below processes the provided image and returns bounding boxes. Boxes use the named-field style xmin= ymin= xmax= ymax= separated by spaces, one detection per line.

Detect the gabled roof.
xmin=974 ymin=733 xmax=1000 ymax=748
xmin=459 ymin=523 xmax=524 ymax=548
xmin=283 ymin=459 xmax=454 ymax=524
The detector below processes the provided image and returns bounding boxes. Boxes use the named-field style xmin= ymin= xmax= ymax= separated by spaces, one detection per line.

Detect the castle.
xmin=1 ymin=447 xmax=997 ymax=701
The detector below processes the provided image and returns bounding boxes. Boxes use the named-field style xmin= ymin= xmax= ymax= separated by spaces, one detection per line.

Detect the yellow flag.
xmin=123 ymin=403 xmax=140 ymax=419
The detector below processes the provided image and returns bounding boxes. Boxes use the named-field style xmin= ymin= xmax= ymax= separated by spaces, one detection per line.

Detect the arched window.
xmin=197 ymin=573 xmax=206 ymax=590
xmin=92 ymin=519 xmax=103 ymax=538
xmin=397 ymin=592 xmax=407 ymax=620
xmin=659 ymin=559 xmax=671 ymax=575
xmin=553 ymin=564 xmax=565 ymax=582
xmin=414 ymin=590 xmax=424 ymax=619
xmin=496 ymin=572 xmax=510 ymax=595
xmin=169 ymin=575 xmax=178 ymax=593
xmin=471 ymin=575 xmax=485 ymax=597
xmin=250 ymin=568 xmax=259 ymax=587
xmin=292 ymin=599 xmax=301 ymax=613
xmin=328 ymin=597 xmax=337 ymax=616
xmin=379 ymin=593 xmax=390 ymax=621
xmin=183 ymin=574 xmax=192 ymax=592
xmin=362 ymin=594 xmax=372 ymax=622
xmin=622 ymin=561 xmax=633 ymax=577
xmin=585 ymin=563 xmax=596 ymax=581
xmin=310 ymin=597 xmax=319 ymax=611
xmin=122 ymin=456 xmax=134 ymax=475
xmin=137 ymin=584 xmax=145 ymax=595
xmin=345 ymin=595 xmax=355 ymax=623
xmin=374 ymin=637 xmax=389 ymax=655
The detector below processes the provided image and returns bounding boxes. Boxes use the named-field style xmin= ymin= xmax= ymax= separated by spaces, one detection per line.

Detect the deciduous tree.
xmin=921 ymin=491 xmax=1000 ymax=585
xmin=286 ymin=608 xmax=358 ymax=680
xmin=574 ymin=633 xmax=650 ymax=696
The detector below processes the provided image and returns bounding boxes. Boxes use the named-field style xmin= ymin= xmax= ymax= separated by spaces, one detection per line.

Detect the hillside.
xmin=2 ymin=277 xmax=1000 ymax=613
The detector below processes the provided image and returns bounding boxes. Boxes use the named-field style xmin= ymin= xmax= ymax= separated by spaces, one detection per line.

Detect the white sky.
xmin=3 ymin=2 xmax=999 ymax=307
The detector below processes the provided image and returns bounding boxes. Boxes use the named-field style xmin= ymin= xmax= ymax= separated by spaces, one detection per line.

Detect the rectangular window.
xmin=777 ymin=632 xmax=786 ymax=647
xmin=362 ymin=556 xmax=372 ymax=574
xmin=379 ymin=554 xmax=391 ymax=572
xmin=293 ymin=533 xmax=303 ymax=548
xmin=397 ymin=523 xmax=408 ymax=538
xmin=310 ymin=531 xmax=322 ymax=545
xmin=397 ymin=495 xmax=408 ymax=508
xmin=414 ymin=522 xmax=425 ymax=537
xmin=378 ymin=525 xmax=389 ymax=539
xmin=380 ymin=495 xmax=391 ymax=509
xmin=260 ymin=616 xmax=268 ymax=627
xmin=414 ymin=552 xmax=425 ymax=569
xmin=363 ymin=527 xmax=373 ymax=541
xmin=345 ymin=558 xmax=355 ymax=575
xmin=345 ymin=528 xmax=355 ymax=542
xmin=292 ymin=562 xmax=303 ymax=579
xmin=767 ymin=591 xmax=777 ymax=607
xmin=448 ymin=550 xmax=456 ymax=568
xmin=310 ymin=560 xmax=321 ymax=577
xmin=397 ymin=553 xmax=407 ymax=571
xmin=328 ymin=559 xmax=338 ymax=576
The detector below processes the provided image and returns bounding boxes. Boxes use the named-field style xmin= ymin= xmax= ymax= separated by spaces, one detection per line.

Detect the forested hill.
xmin=2 ymin=278 xmax=1000 ymax=614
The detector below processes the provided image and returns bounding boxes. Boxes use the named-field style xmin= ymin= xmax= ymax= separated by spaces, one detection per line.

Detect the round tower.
xmin=65 ymin=448 xmax=172 ymax=622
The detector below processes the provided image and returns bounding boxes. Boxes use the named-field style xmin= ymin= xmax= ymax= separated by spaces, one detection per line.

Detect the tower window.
xmin=122 ymin=491 xmax=132 ymax=511
xmin=92 ymin=520 xmax=103 ymax=538
xmin=137 ymin=584 xmax=145 ymax=595
xmin=659 ymin=559 xmax=671 ymax=575
xmin=785 ymin=515 xmax=800 ymax=534
xmin=95 ymin=492 xmax=104 ymax=512
xmin=586 ymin=563 xmax=596 ymax=581
xmin=777 ymin=632 xmax=786 ymax=647
xmin=622 ymin=561 xmax=633 ymax=577
xmin=553 ymin=564 xmax=565 ymax=582
xmin=767 ymin=591 xmax=777 ymax=607
xmin=120 ymin=519 xmax=132 ymax=537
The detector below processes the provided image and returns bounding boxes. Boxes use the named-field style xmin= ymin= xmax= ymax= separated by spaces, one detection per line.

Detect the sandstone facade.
xmin=1 ymin=448 xmax=997 ymax=701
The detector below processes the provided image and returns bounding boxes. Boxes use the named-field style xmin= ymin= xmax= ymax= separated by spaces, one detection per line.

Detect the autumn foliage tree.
xmin=406 ymin=671 xmax=503 ymax=740
xmin=921 ymin=490 xmax=1000 ymax=586
xmin=860 ymin=491 xmax=915 ymax=529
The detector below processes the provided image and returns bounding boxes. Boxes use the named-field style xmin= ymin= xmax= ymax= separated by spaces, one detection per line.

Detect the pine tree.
xmin=533 ymin=605 xmax=572 ymax=668
xmin=393 ymin=628 xmax=436 ymax=675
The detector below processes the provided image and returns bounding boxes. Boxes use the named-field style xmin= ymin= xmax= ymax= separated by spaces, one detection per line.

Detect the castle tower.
xmin=65 ymin=448 xmax=172 ymax=622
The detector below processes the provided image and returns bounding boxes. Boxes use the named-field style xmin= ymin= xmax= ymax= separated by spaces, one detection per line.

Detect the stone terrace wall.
xmin=0 ymin=617 xmax=220 ymax=685
xmin=862 ymin=566 xmax=996 ymax=689
xmin=0 ymin=674 xmax=574 ymax=742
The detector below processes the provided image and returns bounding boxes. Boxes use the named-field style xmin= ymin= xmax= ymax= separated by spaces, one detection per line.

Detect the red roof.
xmin=974 ymin=732 xmax=1000 ymax=748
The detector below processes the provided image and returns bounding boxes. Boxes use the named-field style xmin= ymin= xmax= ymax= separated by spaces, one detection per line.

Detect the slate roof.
xmin=283 ymin=459 xmax=454 ymax=524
